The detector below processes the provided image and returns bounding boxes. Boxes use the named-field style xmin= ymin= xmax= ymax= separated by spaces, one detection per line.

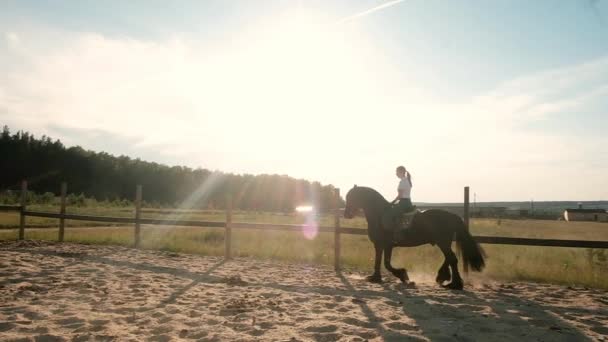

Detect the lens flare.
xmin=297 ymin=205 xmax=318 ymax=240
xmin=149 ymin=171 xmax=226 ymax=244
xmin=302 ymin=217 xmax=319 ymax=240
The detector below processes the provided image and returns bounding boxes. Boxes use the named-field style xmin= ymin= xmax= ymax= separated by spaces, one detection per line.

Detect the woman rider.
xmin=382 ymin=165 xmax=415 ymax=240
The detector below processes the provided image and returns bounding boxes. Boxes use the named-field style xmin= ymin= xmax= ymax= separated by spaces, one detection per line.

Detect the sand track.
xmin=0 ymin=241 xmax=606 ymax=341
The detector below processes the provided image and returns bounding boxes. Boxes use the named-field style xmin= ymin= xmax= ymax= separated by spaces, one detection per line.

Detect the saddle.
xmin=397 ymin=208 xmax=419 ymax=230
xmin=391 ymin=209 xmax=420 ymax=244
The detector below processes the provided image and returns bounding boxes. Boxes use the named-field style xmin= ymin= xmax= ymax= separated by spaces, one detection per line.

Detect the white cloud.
xmin=470 ymin=56 xmax=608 ymax=122
xmin=5 ymin=32 xmax=19 ymax=45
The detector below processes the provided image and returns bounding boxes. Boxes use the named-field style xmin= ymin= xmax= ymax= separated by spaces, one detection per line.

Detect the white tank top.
xmin=398 ymin=177 xmax=412 ymax=199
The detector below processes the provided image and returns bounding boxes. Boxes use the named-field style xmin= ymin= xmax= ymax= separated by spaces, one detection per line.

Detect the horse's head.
xmin=344 ymin=185 xmax=389 ymax=219
xmin=344 ymin=185 xmax=361 ymax=219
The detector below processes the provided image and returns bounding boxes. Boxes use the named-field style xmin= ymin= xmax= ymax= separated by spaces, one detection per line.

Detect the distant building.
xmin=563 ymin=209 xmax=608 ymax=222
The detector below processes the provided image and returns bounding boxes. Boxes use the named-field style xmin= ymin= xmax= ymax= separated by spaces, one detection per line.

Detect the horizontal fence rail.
xmin=22 ymin=211 xmax=226 ymax=228
xmin=0 ymin=205 xmax=21 ymax=211
xmin=231 ymin=222 xmax=335 ymax=234
xmin=5 ymin=181 xmax=608 ymax=271
xmin=6 ymin=207 xmax=608 ymax=249
xmin=473 ymin=236 xmax=608 ymax=249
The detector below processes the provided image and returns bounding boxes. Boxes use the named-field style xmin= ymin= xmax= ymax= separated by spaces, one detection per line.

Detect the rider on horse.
xmin=382 ymin=165 xmax=416 ymax=241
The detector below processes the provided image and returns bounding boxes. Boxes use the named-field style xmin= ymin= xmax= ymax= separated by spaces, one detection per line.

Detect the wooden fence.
xmin=2 ymin=181 xmax=608 ymax=271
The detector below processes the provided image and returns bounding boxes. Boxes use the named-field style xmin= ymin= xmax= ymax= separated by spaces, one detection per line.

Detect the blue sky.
xmin=1 ymin=0 xmax=607 ymax=201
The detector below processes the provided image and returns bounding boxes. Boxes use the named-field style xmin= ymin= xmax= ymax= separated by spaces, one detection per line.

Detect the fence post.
xmin=134 ymin=185 xmax=142 ymax=248
xmin=334 ymin=188 xmax=341 ymax=271
xmin=19 ymin=180 xmax=27 ymax=240
xmin=225 ymin=194 xmax=232 ymax=260
xmin=464 ymin=186 xmax=470 ymax=230
xmin=59 ymin=182 xmax=67 ymax=242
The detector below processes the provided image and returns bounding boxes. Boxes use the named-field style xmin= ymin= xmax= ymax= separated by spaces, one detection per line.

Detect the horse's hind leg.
xmin=383 ymin=246 xmax=409 ymax=283
xmin=435 ymin=256 xmax=451 ymax=284
xmin=440 ymin=244 xmax=463 ymax=290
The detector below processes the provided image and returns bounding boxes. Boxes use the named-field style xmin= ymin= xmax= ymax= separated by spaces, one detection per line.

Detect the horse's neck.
xmin=363 ymin=210 xmax=378 ymax=225
xmin=362 ymin=193 xmax=389 ymax=225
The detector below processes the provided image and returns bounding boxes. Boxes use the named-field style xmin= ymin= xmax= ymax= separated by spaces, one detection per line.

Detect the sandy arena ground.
xmin=0 ymin=240 xmax=606 ymax=341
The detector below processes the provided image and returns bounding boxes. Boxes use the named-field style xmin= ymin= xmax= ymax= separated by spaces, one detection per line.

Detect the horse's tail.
xmin=455 ymin=219 xmax=486 ymax=273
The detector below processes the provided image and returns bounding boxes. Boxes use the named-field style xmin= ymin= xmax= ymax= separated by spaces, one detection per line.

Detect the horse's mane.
xmin=350 ymin=186 xmax=389 ymax=205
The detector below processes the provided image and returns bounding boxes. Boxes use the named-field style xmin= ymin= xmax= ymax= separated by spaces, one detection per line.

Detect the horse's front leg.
xmin=383 ymin=246 xmax=409 ymax=283
xmin=366 ymin=244 xmax=383 ymax=283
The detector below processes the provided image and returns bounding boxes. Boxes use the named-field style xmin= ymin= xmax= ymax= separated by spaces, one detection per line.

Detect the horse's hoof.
xmin=366 ymin=274 xmax=383 ymax=283
xmin=402 ymin=281 xmax=416 ymax=289
xmin=395 ymin=269 xmax=409 ymax=283
xmin=435 ymin=274 xmax=451 ymax=284
xmin=442 ymin=281 xmax=464 ymax=290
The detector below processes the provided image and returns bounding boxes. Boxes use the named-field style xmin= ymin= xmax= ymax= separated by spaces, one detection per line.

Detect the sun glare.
xmin=217 ymin=9 xmax=375 ymax=135
xmin=295 ymin=205 xmax=314 ymax=213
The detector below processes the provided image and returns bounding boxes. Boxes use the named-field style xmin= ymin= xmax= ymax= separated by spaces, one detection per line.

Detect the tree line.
xmin=0 ymin=126 xmax=343 ymax=211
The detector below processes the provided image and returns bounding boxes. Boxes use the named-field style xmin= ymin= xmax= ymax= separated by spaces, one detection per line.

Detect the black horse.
xmin=343 ymin=185 xmax=485 ymax=289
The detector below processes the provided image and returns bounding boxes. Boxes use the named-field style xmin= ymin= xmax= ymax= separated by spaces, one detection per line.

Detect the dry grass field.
xmin=1 ymin=207 xmax=607 ymax=289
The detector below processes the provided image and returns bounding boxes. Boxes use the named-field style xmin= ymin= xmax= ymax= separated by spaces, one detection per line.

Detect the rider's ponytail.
xmin=397 ymin=165 xmax=412 ymax=187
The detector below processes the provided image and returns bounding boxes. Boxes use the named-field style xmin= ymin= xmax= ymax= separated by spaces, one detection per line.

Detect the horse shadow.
xmin=377 ymin=278 xmax=596 ymax=341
